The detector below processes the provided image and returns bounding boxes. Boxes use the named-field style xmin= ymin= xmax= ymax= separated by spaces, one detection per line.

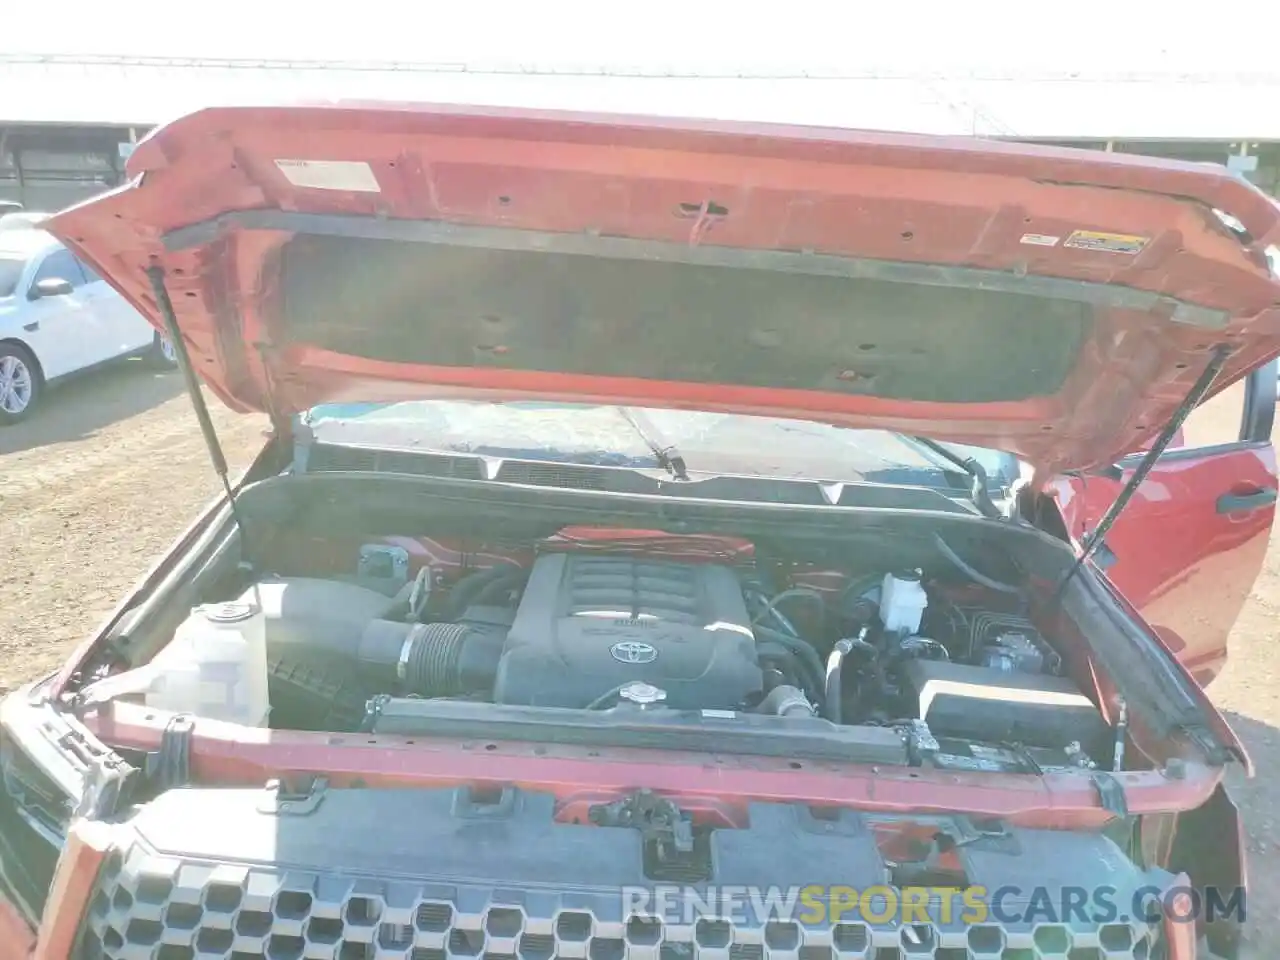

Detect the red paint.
xmin=1055 ymin=444 xmax=1277 ymax=686
xmin=269 ymin=532 xmax=532 ymax=581
xmin=0 ymin=896 xmax=35 ymax=960
xmin=31 ymin=822 xmax=110 ymax=960
xmin=1162 ymin=875 xmax=1199 ymax=960
xmin=42 ymin=103 xmax=1280 ymax=475
xmin=85 ymin=701 xmax=1225 ymax=830
xmin=869 ymin=820 xmax=967 ymax=875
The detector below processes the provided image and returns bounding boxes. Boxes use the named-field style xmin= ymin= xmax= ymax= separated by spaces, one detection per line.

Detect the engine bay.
xmin=132 ymin=524 xmax=1117 ymax=776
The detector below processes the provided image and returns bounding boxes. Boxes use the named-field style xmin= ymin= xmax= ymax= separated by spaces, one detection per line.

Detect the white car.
xmin=0 ymin=228 xmax=175 ymax=423
xmin=0 ymin=211 xmax=51 ymax=231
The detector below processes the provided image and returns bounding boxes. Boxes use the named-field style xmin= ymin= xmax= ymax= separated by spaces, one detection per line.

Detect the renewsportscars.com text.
xmin=621 ymin=884 xmax=1245 ymax=926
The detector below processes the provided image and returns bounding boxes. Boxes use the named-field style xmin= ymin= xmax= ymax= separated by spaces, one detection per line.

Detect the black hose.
xmin=755 ymin=684 xmax=815 ymax=717
xmin=357 ymin=620 xmax=505 ymax=696
xmin=932 ymin=533 xmax=1022 ymax=595
xmin=469 ymin=569 xmax=529 ymax=608
xmin=753 ymin=625 xmax=826 ymax=704
xmin=824 ymin=640 xmax=850 ymax=724
xmin=445 ymin=563 xmax=523 ymax=618
xmin=585 ymin=684 xmax=628 ymax=710
xmin=744 ymin=586 xmax=803 ymax=638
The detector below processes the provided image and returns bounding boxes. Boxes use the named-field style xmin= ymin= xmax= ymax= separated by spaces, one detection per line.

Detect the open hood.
xmin=46 ymin=103 xmax=1280 ymax=473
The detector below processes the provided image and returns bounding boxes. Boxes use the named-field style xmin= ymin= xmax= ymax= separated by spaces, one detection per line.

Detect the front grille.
xmin=80 ymin=843 xmax=1162 ymax=960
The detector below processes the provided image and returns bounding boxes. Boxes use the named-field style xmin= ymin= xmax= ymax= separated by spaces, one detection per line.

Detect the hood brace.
xmin=147 ymin=266 xmax=258 ymax=567
xmin=1057 ymin=343 xmax=1231 ymax=596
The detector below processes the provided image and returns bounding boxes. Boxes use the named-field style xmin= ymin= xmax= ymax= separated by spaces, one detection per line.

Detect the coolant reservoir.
xmin=144 ymin=599 xmax=271 ymax=726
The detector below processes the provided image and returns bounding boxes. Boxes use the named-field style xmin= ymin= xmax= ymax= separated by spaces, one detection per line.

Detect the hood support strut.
xmin=1057 ymin=343 xmax=1231 ymax=596
xmin=145 ymin=266 xmax=255 ymax=566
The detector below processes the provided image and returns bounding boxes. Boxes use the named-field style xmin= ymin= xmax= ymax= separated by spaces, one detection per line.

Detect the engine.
xmin=248 ymin=549 xmax=770 ymax=726
xmin=493 ymin=553 xmax=764 ymax=710
xmin=150 ymin=526 xmax=1110 ymax=780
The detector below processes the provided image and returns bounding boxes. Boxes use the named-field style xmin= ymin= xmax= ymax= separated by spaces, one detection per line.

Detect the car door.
xmin=75 ymin=256 xmax=156 ymax=355
xmin=1054 ymin=363 xmax=1278 ymax=686
xmin=18 ymin=246 xmax=99 ymax=379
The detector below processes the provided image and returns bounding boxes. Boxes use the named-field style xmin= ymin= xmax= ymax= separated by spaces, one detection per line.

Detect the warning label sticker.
xmin=274 ymin=159 xmax=382 ymax=193
xmin=1062 ymin=230 xmax=1149 ymax=254
xmin=1019 ymin=233 xmax=1061 ymax=247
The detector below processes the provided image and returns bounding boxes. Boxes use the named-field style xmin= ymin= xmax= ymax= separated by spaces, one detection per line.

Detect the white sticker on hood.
xmin=274 ymin=159 xmax=381 ymax=193
xmin=1019 ymin=233 xmax=1060 ymax=247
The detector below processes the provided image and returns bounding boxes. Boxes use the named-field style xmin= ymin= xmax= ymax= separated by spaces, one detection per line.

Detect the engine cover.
xmin=493 ymin=552 xmax=763 ymax=710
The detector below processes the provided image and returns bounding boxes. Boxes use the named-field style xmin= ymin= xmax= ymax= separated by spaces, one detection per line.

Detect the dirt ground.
xmin=0 ymin=362 xmax=1275 ymax=953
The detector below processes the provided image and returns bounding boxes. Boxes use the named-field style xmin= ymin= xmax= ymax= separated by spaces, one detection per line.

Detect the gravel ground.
xmin=0 ymin=361 xmax=1274 ymax=954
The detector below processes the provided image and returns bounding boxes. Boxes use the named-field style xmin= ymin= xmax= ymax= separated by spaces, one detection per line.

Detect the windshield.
xmin=0 ymin=257 xmax=24 ymax=298
xmin=302 ymin=401 xmax=1019 ymax=493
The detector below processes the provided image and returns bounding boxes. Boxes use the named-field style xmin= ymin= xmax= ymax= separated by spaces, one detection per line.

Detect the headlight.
xmin=1 ymin=732 xmax=71 ymax=841
xmin=0 ymin=689 xmax=79 ymax=931
xmin=0 ymin=688 xmax=77 ymax=844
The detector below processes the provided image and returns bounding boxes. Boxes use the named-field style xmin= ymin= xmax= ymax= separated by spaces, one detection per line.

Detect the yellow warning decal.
xmin=1062 ymin=230 xmax=1149 ymax=254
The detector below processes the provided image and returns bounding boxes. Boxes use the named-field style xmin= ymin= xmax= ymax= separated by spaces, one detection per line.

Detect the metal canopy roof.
xmin=2 ymin=55 xmax=1279 ymax=141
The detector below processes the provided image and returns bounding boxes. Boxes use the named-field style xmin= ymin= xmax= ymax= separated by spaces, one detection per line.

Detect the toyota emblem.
xmin=610 ymin=640 xmax=658 ymax=664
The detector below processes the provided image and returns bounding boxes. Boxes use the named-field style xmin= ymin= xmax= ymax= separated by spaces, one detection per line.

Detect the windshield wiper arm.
xmin=615 ymin=407 xmax=690 ymax=481
xmin=908 ymin=437 xmax=1002 ymax=519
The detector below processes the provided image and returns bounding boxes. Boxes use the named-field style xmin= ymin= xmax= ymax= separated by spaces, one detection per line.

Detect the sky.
xmin=4 ymin=0 xmax=1279 ymax=77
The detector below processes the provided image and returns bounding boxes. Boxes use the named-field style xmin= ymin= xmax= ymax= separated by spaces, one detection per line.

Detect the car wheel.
xmin=147 ymin=332 xmax=179 ymax=369
xmin=0 ymin=343 xmax=40 ymax=424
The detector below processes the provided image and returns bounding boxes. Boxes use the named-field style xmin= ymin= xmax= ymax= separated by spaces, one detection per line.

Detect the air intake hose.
xmin=357 ymin=619 xmax=505 ymax=697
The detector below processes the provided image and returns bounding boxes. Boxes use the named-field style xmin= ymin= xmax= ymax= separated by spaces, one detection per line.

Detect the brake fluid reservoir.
xmin=880 ymin=569 xmax=928 ymax=636
xmin=144 ymin=599 xmax=271 ymax=726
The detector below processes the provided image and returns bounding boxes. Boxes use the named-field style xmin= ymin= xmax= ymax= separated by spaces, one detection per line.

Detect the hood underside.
xmin=46 ymin=102 xmax=1280 ymax=473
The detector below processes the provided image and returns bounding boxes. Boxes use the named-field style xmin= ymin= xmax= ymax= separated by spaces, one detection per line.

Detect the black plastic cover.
xmin=493 ymin=553 xmax=763 ymax=710
xmin=266 ymin=657 xmax=371 ymax=732
xmin=368 ymin=697 xmax=910 ymax=764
